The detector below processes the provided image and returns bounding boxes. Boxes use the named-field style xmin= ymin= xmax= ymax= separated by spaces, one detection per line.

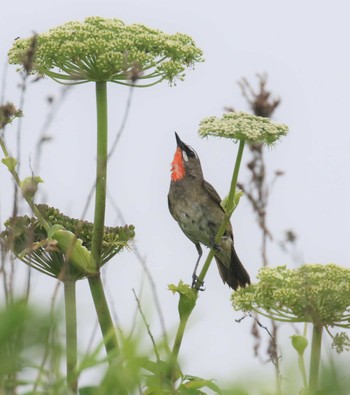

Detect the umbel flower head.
xmin=199 ymin=111 xmax=288 ymax=145
xmin=232 ymin=264 xmax=350 ymax=352
xmin=232 ymin=264 xmax=350 ymax=328
xmin=1 ymin=205 xmax=135 ymax=281
xmin=8 ymin=16 xmax=203 ymax=86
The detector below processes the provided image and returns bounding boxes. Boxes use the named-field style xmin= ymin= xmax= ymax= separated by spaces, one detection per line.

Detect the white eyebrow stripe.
xmin=182 ymin=150 xmax=189 ymax=162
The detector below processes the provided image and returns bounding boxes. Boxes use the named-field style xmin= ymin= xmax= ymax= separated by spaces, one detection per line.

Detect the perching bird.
xmin=168 ymin=132 xmax=250 ymax=290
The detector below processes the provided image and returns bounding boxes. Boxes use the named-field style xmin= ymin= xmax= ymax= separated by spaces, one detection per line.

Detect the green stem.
xmin=299 ymin=354 xmax=308 ymax=391
xmin=168 ymin=311 xmax=191 ymax=382
xmin=88 ymin=81 xmax=119 ymax=361
xmin=91 ymin=81 xmax=108 ymax=269
xmin=64 ymin=279 xmax=78 ymax=394
xmin=0 ymin=136 xmax=50 ymax=232
xmin=308 ymin=323 xmax=323 ymax=394
xmin=171 ymin=140 xmax=246 ymax=359
xmin=298 ymin=323 xmax=308 ymax=390
xmin=172 ymin=311 xmax=192 ymax=362
xmin=88 ymin=274 xmax=119 ymax=359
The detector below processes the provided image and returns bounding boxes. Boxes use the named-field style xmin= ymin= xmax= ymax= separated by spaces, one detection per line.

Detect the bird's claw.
xmin=191 ymin=275 xmax=205 ymax=291
xmin=210 ymin=236 xmax=221 ymax=253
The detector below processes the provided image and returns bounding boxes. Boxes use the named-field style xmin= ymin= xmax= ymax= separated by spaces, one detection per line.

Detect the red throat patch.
xmin=171 ymin=147 xmax=185 ymax=181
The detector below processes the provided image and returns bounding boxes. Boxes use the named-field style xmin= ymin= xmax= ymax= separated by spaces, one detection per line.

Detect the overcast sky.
xmin=1 ymin=0 xmax=350 ymax=390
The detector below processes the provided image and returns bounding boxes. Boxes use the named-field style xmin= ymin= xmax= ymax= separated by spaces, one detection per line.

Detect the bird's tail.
xmin=215 ymin=245 xmax=250 ymax=290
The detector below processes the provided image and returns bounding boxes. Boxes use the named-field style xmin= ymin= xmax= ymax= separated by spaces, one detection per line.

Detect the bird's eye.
xmin=186 ymin=145 xmax=198 ymax=159
xmin=181 ymin=144 xmax=198 ymax=162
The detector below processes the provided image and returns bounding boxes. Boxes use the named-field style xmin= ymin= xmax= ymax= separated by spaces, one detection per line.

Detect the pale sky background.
xmin=1 ymin=0 xmax=350 ymax=391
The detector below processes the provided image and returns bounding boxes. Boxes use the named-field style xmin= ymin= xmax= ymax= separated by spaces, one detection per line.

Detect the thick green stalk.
xmin=308 ymin=323 xmax=323 ymax=394
xmin=168 ymin=311 xmax=191 ymax=382
xmin=172 ymin=311 xmax=192 ymax=361
xmin=64 ymin=279 xmax=78 ymax=394
xmin=172 ymin=140 xmax=246 ymax=359
xmin=91 ymin=81 xmax=108 ymax=267
xmin=88 ymin=81 xmax=119 ymax=361
xmin=88 ymin=274 xmax=119 ymax=358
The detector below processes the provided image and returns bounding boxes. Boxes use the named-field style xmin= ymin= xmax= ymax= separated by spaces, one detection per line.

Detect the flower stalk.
xmin=64 ymin=278 xmax=78 ymax=393
xmin=88 ymin=273 xmax=119 ymax=359
xmin=309 ymin=323 xmax=323 ymax=394
xmin=91 ymin=81 xmax=108 ymax=268
xmin=172 ymin=313 xmax=191 ymax=362
xmin=88 ymin=81 xmax=119 ymax=359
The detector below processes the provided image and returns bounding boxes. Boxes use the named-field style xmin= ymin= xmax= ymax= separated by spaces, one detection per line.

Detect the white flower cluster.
xmin=199 ymin=111 xmax=288 ymax=145
xmin=232 ymin=264 xmax=350 ymax=327
xmin=8 ymin=17 xmax=203 ymax=85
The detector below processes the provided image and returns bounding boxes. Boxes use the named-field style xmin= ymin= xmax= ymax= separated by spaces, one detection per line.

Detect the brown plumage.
xmin=168 ymin=132 xmax=250 ymax=290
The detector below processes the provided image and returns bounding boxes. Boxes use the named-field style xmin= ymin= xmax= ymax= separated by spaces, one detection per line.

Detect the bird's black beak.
xmin=175 ymin=132 xmax=186 ymax=150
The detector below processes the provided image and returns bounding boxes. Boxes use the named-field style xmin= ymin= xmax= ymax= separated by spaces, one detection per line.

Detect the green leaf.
xmin=79 ymin=387 xmax=99 ymax=395
xmin=180 ymin=375 xmax=222 ymax=394
xmin=142 ymin=359 xmax=168 ymax=375
xmin=221 ymin=189 xmax=244 ymax=212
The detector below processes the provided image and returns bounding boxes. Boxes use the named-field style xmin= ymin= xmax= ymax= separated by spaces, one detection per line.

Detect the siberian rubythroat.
xmin=168 ymin=133 xmax=250 ymax=290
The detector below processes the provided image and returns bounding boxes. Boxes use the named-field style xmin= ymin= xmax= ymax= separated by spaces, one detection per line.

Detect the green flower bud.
xmin=1 ymin=156 xmax=17 ymax=172
xmin=291 ymin=335 xmax=308 ymax=356
xmin=169 ymin=281 xmax=197 ymax=320
xmin=20 ymin=176 xmax=43 ymax=199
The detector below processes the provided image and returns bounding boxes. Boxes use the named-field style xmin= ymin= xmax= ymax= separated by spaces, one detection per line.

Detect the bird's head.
xmin=171 ymin=132 xmax=203 ymax=181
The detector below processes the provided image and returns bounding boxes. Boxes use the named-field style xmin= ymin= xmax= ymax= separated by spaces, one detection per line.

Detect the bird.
xmin=168 ymin=132 xmax=250 ymax=290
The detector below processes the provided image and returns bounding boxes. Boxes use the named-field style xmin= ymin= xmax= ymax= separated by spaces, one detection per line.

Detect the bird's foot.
xmin=210 ymin=236 xmax=221 ymax=253
xmin=191 ymin=275 xmax=205 ymax=291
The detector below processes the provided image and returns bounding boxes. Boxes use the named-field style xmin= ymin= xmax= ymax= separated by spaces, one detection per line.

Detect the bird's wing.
xmin=202 ymin=180 xmax=223 ymax=208
xmin=203 ymin=179 xmax=233 ymax=236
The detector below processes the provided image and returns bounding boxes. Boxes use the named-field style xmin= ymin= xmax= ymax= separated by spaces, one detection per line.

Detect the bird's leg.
xmin=192 ymin=243 xmax=205 ymax=291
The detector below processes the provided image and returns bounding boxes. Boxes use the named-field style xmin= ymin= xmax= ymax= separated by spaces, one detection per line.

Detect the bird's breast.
xmin=168 ymin=180 xmax=225 ymax=246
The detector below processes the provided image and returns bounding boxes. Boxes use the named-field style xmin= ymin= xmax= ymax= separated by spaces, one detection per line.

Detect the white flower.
xmin=199 ymin=111 xmax=288 ymax=145
xmin=8 ymin=17 xmax=203 ymax=86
